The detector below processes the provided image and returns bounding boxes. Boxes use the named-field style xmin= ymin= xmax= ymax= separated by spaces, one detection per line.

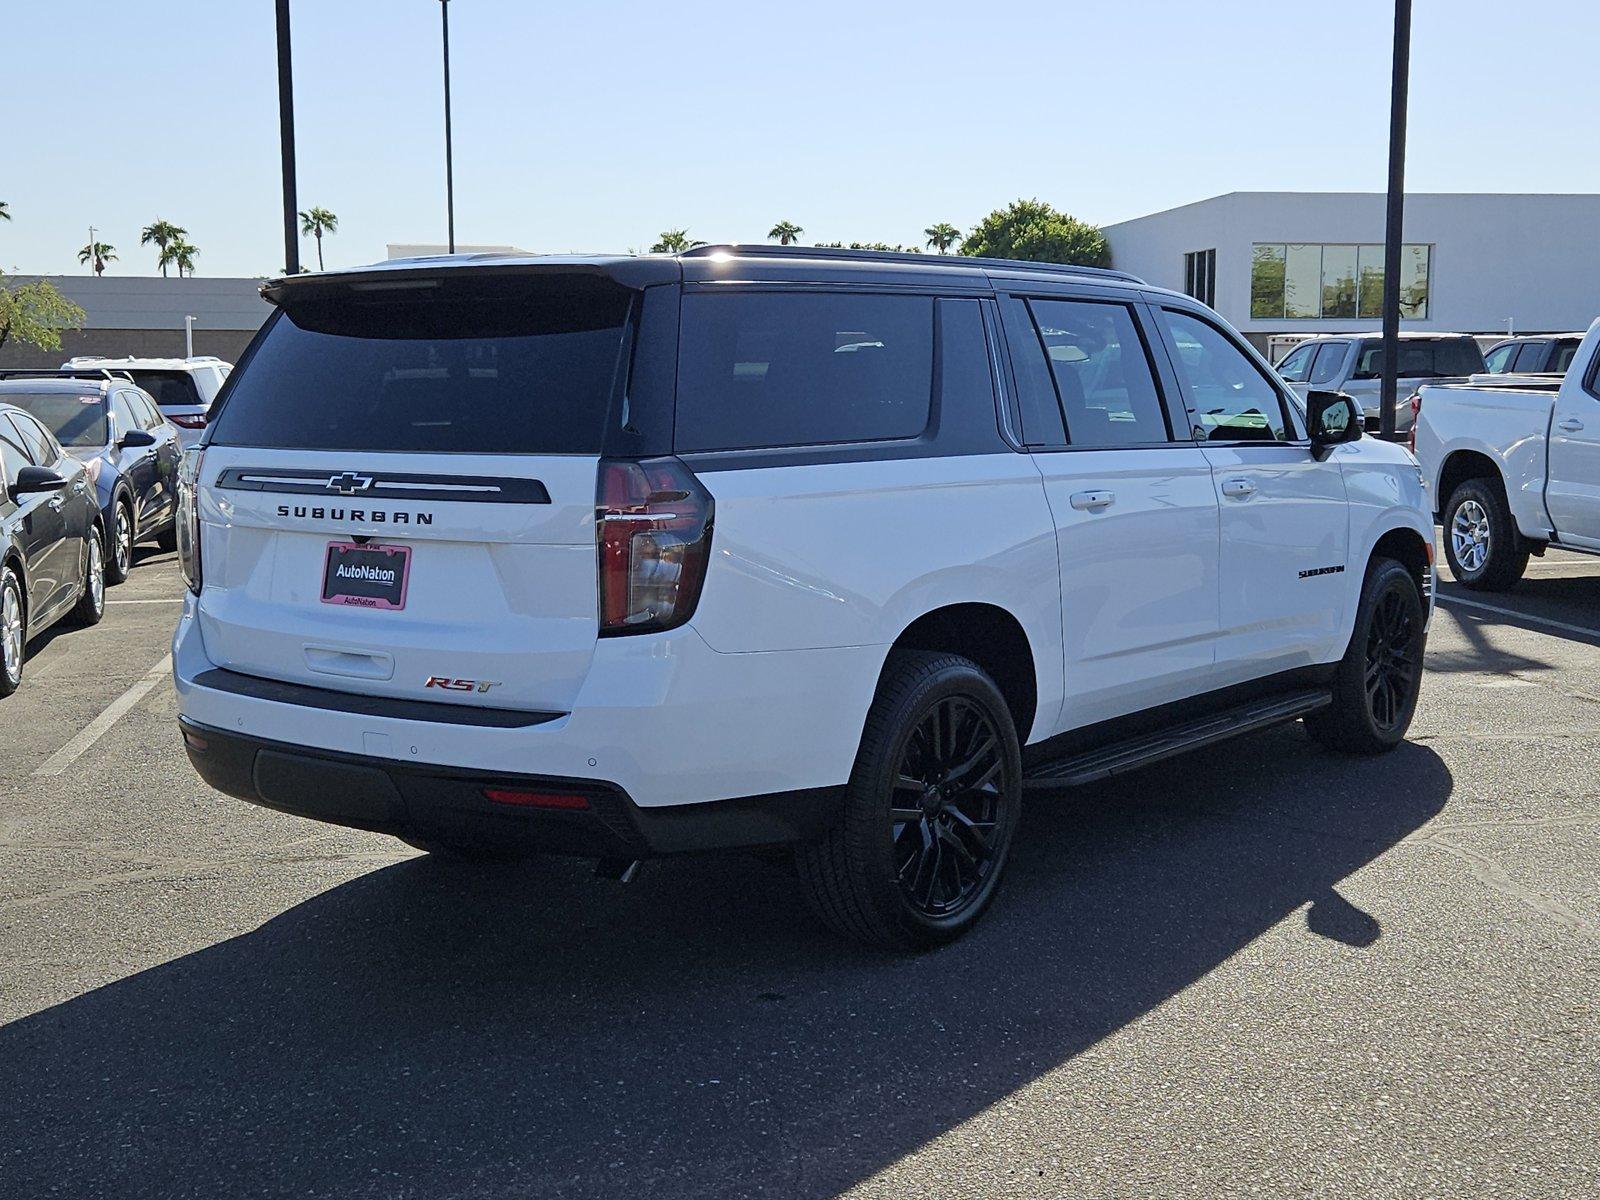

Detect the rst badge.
xmin=424 ymin=676 xmax=501 ymax=694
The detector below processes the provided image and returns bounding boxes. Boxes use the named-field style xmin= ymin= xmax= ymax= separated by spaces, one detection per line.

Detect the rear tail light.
xmin=483 ymin=787 xmax=590 ymax=810
xmin=596 ymin=457 xmax=713 ymax=636
xmin=176 ymin=446 xmax=204 ymax=594
xmin=1406 ymin=391 xmax=1422 ymax=453
xmin=167 ymin=412 xmax=207 ymax=430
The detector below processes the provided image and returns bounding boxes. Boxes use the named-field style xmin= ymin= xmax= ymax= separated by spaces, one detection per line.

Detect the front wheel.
xmin=796 ymin=650 xmax=1021 ymax=950
xmin=1305 ymin=557 xmax=1426 ymax=754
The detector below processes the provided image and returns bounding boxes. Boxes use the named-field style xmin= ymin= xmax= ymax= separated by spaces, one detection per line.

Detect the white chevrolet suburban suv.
xmin=173 ymin=246 xmax=1434 ymax=949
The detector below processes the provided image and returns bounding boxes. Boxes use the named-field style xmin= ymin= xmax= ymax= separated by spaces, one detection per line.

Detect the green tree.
xmin=298 ymin=206 xmax=339 ymax=270
xmin=768 ymin=220 xmax=803 ymax=246
xmin=924 ymin=222 xmax=961 ymax=254
xmin=162 ymin=238 xmax=199 ymax=278
xmin=0 ymin=272 xmax=86 ymax=353
xmin=960 ymin=198 xmax=1110 ymax=267
xmin=77 ymin=241 xmax=117 ymax=277
xmin=651 ymin=230 xmax=705 ymax=253
xmin=141 ymin=219 xmax=188 ymax=276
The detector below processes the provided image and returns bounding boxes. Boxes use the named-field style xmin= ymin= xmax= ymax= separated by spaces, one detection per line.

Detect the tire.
xmin=1442 ymin=478 xmax=1527 ymax=591
xmin=0 ymin=565 xmax=24 ymax=698
xmin=1304 ymin=557 xmax=1426 ymax=755
xmin=155 ymin=522 xmax=179 ymax=554
xmin=106 ymin=498 xmax=135 ymax=586
xmin=796 ymin=649 xmax=1022 ymax=950
xmin=72 ymin=526 xmax=106 ymax=626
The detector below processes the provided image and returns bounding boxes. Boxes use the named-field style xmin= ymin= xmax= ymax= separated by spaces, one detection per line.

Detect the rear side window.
xmin=675 ymin=291 xmax=933 ymax=452
xmin=1353 ymin=338 xmax=1485 ymax=380
xmin=1512 ymin=342 xmax=1550 ymax=373
xmin=1027 ymin=299 xmax=1170 ymax=446
xmin=208 ymin=276 xmax=634 ymax=454
xmin=127 ymin=370 xmax=203 ymax=408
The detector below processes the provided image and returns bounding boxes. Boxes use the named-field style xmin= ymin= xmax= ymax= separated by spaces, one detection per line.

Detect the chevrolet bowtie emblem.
xmin=327 ymin=472 xmax=375 ymax=495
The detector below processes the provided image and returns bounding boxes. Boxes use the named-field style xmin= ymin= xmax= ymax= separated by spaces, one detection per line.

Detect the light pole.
xmin=276 ymin=0 xmax=300 ymax=274
xmin=87 ymin=225 xmax=96 ymax=275
xmin=1378 ymin=0 xmax=1412 ymax=442
xmin=441 ymin=0 xmax=456 ymax=254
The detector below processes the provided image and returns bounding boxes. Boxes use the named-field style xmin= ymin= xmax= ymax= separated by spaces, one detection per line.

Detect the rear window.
xmin=2 ymin=391 xmax=108 ymax=447
xmin=207 ymin=275 xmax=634 ymax=454
xmin=675 ymin=291 xmax=933 ymax=452
xmin=126 ymin=370 xmax=203 ymax=408
xmin=1352 ymin=338 xmax=1485 ymax=380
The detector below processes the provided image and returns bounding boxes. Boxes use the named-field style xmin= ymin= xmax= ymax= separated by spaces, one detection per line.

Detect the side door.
xmin=1151 ymin=306 xmax=1351 ymax=683
xmin=112 ymin=389 xmax=162 ymax=531
xmin=3 ymin=413 xmax=70 ymax=617
xmin=998 ymin=292 xmax=1220 ymax=729
xmin=1544 ymin=354 xmax=1600 ymax=546
xmin=131 ymin=389 xmax=180 ymax=524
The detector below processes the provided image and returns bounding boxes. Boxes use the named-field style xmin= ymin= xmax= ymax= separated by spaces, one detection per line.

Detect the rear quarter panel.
xmin=1414 ymin=383 xmax=1555 ymax=538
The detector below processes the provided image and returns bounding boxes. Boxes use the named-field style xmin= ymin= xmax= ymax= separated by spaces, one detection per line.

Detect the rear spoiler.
xmin=261 ymin=257 xmax=679 ymax=305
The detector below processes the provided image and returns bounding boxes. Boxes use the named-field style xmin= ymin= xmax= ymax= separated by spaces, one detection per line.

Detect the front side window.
xmin=675 ymin=291 xmax=933 ymax=452
xmin=1309 ymin=341 xmax=1348 ymax=386
xmin=1275 ymin=343 xmax=1315 ymax=382
xmin=0 ymin=431 xmax=28 ymax=487
xmin=1027 ymin=300 xmax=1171 ymax=447
xmin=1160 ymin=310 xmax=1290 ymax=443
xmin=3 ymin=391 xmax=108 ymax=449
xmin=7 ymin=412 xmax=63 ymax=466
xmin=1483 ymin=344 xmax=1515 ymax=373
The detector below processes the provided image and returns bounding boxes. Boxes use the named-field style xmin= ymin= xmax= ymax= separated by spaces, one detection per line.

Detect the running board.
xmin=1023 ymin=688 xmax=1332 ymax=790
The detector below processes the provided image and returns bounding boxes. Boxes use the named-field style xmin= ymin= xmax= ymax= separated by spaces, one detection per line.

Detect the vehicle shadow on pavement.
xmin=0 ymin=726 xmax=1451 ymax=1200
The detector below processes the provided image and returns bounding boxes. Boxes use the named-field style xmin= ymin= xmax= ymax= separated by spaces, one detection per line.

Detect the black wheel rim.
xmin=889 ymin=696 xmax=1009 ymax=918
xmin=1364 ymin=586 xmax=1419 ymax=731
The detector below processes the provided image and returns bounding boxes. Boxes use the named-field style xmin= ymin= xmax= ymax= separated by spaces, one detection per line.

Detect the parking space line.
xmin=107 ymin=598 xmax=185 ymax=605
xmin=32 ymin=656 xmax=173 ymax=778
xmin=1436 ymin=594 xmax=1600 ymax=642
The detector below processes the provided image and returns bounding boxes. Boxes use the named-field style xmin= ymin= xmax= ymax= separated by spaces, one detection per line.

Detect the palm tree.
xmin=298 ymin=206 xmax=339 ymax=270
xmin=924 ymin=222 xmax=961 ymax=255
xmin=77 ymin=242 xmax=117 ymax=277
xmin=161 ymin=239 xmax=199 ymax=278
xmin=650 ymin=230 xmax=706 ymax=253
xmin=768 ymin=220 xmax=803 ymax=246
xmin=0 ymin=201 xmax=10 ymax=222
xmin=141 ymin=219 xmax=188 ymax=276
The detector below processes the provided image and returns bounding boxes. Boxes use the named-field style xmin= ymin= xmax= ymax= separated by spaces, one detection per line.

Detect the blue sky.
xmin=4 ymin=0 xmax=1597 ymax=277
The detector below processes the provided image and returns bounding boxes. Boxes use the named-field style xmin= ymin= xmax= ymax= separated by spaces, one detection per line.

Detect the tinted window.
xmin=675 ymin=291 xmax=933 ymax=452
xmin=1512 ymin=342 xmax=1550 ymax=373
xmin=1160 ymin=310 xmax=1290 ymax=443
xmin=1353 ymin=338 xmax=1485 ymax=380
xmin=7 ymin=412 xmax=63 ymax=465
xmin=4 ymin=391 xmax=108 ymax=448
xmin=999 ymin=295 xmax=1066 ymax=445
xmin=129 ymin=391 xmax=164 ymax=430
xmin=208 ymin=276 xmax=634 ymax=454
xmin=1275 ymin=344 xmax=1315 ymax=382
xmin=0 ymin=430 xmax=27 ymax=487
xmin=110 ymin=392 xmax=140 ymax=439
xmin=1483 ymin=344 xmax=1515 ymax=373
xmin=1028 ymin=299 xmax=1170 ymax=446
xmin=1309 ymin=342 xmax=1348 ymax=386
xmin=1553 ymin=341 xmax=1581 ymax=374
xmin=126 ymin=370 xmax=203 ymax=409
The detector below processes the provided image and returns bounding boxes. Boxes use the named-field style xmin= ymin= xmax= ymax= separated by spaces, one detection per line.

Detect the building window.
xmin=1250 ymin=243 xmax=1430 ymax=320
xmin=1183 ymin=249 xmax=1216 ymax=307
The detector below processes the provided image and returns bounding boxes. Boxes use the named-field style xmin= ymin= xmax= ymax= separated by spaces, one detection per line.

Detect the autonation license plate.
xmin=321 ymin=542 xmax=411 ymax=610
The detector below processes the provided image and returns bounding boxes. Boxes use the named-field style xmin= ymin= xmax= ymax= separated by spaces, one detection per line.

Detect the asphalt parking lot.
xmin=1 ymin=546 xmax=1596 ymax=1199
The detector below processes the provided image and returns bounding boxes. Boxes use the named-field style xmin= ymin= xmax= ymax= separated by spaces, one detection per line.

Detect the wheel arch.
xmin=1 ymin=546 xmax=26 ymax=626
xmin=1369 ymin=525 xmax=1432 ymax=603
xmin=1435 ymin=449 xmax=1505 ymax=520
xmin=886 ymin=603 xmax=1038 ymax=743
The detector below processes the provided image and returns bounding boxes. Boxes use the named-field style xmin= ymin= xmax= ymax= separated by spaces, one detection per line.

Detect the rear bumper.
xmin=181 ymin=718 xmax=842 ymax=857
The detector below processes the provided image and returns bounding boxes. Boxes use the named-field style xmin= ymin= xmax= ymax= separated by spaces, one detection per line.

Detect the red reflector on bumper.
xmin=182 ymin=730 xmax=209 ymax=752
xmin=482 ymin=788 xmax=590 ymax=810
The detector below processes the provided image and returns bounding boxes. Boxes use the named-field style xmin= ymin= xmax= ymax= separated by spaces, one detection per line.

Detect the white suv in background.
xmin=63 ymin=355 xmax=231 ymax=446
xmin=172 ymin=247 xmax=1434 ymax=949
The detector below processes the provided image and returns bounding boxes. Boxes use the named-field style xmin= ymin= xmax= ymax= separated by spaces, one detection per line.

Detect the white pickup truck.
xmin=1414 ymin=319 xmax=1600 ymax=589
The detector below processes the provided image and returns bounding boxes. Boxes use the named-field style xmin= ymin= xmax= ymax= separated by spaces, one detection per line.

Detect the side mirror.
xmin=12 ymin=465 xmax=69 ymax=497
xmin=119 ymin=428 xmax=158 ymax=450
xmin=1307 ymin=390 xmax=1362 ymax=460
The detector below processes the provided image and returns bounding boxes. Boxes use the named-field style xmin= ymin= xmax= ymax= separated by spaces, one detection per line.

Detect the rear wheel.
xmin=0 ymin=566 xmax=24 ymax=698
xmin=1305 ymin=557 xmax=1426 ymax=754
xmin=72 ymin=527 xmax=106 ymax=626
xmin=1443 ymin=478 xmax=1527 ymax=591
xmin=796 ymin=650 xmax=1021 ymax=950
xmin=106 ymin=499 xmax=134 ymax=585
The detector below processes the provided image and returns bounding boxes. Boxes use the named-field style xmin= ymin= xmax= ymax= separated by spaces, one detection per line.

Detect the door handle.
xmin=46 ymin=496 xmax=63 ymax=510
xmin=1221 ymin=477 xmax=1258 ymax=498
xmin=1559 ymin=418 xmax=1585 ymax=433
xmin=1069 ymin=490 xmax=1115 ymax=512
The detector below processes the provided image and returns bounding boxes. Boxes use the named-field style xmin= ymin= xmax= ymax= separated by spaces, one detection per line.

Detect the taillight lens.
xmin=596 ymin=457 xmax=713 ymax=636
xmin=177 ymin=446 xmax=204 ymax=594
xmin=1406 ymin=391 xmax=1422 ymax=453
xmin=168 ymin=412 xmax=207 ymax=430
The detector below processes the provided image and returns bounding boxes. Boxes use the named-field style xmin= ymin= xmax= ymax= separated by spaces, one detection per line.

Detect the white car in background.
xmin=62 ymin=356 xmax=231 ymax=446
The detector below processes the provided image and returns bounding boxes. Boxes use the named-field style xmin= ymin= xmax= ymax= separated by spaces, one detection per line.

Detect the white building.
xmin=1103 ymin=192 xmax=1600 ymax=353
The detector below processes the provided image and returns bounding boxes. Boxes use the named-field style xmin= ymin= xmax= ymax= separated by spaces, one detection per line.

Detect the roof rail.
xmin=0 ymin=367 xmax=132 ymax=384
xmin=679 ymin=243 xmax=1144 ymax=284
